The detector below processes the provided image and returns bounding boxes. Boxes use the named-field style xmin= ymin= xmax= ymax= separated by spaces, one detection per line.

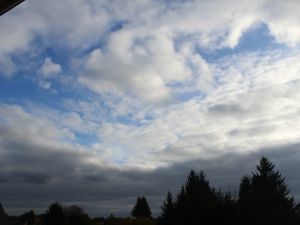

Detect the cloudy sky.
xmin=1 ymin=0 xmax=300 ymax=217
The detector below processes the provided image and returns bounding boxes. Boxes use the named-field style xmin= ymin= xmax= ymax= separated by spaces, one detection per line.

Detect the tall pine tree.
xmin=158 ymin=191 xmax=175 ymax=225
xmin=131 ymin=196 xmax=152 ymax=219
xmin=252 ymin=157 xmax=295 ymax=225
xmin=173 ymin=170 xmax=220 ymax=225
xmin=238 ymin=176 xmax=253 ymax=225
xmin=239 ymin=157 xmax=296 ymax=225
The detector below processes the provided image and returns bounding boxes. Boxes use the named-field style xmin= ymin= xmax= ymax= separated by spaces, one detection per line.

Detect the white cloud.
xmin=58 ymin=111 xmax=98 ymax=134
xmin=261 ymin=0 xmax=300 ymax=46
xmin=0 ymin=55 xmax=17 ymax=77
xmin=90 ymin=50 xmax=300 ymax=168
xmin=0 ymin=0 xmax=112 ymax=76
xmin=1 ymin=0 xmax=299 ymax=54
xmin=38 ymin=57 xmax=61 ymax=78
xmin=78 ymin=36 xmax=190 ymax=103
xmin=2 ymin=0 xmax=300 ymax=96
xmin=0 ymin=104 xmax=75 ymax=146
xmin=1 ymin=0 xmax=300 ymax=169
xmin=75 ymin=0 xmax=300 ymax=103
xmin=36 ymin=57 xmax=62 ymax=89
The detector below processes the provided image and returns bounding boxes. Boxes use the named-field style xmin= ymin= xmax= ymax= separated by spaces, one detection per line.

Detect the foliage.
xmin=238 ymin=157 xmax=296 ymax=225
xmin=21 ymin=210 xmax=35 ymax=225
xmin=131 ymin=196 xmax=152 ymax=219
xmin=43 ymin=202 xmax=65 ymax=225
xmin=173 ymin=170 xmax=225 ymax=225
xmin=157 ymin=191 xmax=175 ymax=225
xmin=158 ymin=156 xmax=299 ymax=225
xmin=64 ymin=205 xmax=90 ymax=225
xmin=105 ymin=216 xmax=155 ymax=225
xmin=42 ymin=202 xmax=93 ymax=225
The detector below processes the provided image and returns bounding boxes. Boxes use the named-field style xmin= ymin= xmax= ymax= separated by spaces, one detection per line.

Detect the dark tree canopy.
xmin=238 ymin=176 xmax=253 ymax=224
xmin=238 ymin=156 xmax=296 ymax=225
xmin=172 ymin=170 xmax=222 ymax=225
xmin=158 ymin=156 xmax=299 ymax=225
xmin=21 ymin=210 xmax=35 ymax=225
xmin=43 ymin=202 xmax=65 ymax=225
xmin=158 ymin=191 xmax=175 ymax=225
xmin=42 ymin=202 xmax=92 ymax=225
xmin=131 ymin=196 xmax=152 ymax=219
xmin=64 ymin=205 xmax=90 ymax=225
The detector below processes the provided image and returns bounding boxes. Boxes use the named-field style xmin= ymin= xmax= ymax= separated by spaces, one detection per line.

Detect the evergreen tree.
xmin=238 ymin=176 xmax=253 ymax=225
xmin=251 ymin=157 xmax=295 ymax=225
xmin=131 ymin=196 xmax=152 ymax=219
xmin=174 ymin=186 xmax=186 ymax=225
xmin=220 ymin=191 xmax=238 ymax=225
xmin=238 ymin=157 xmax=296 ymax=225
xmin=158 ymin=191 xmax=175 ymax=225
xmin=172 ymin=170 xmax=220 ymax=225
xmin=187 ymin=171 xmax=220 ymax=225
xmin=294 ymin=204 xmax=300 ymax=225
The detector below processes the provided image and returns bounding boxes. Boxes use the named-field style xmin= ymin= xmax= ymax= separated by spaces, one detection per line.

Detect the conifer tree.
xmin=131 ymin=196 xmax=152 ymax=219
xmin=173 ymin=170 xmax=220 ymax=225
xmin=174 ymin=186 xmax=186 ymax=225
xmin=238 ymin=176 xmax=253 ymax=225
xmin=221 ymin=191 xmax=238 ymax=225
xmin=238 ymin=157 xmax=296 ymax=225
xmin=158 ymin=191 xmax=175 ymax=225
xmin=251 ymin=157 xmax=295 ymax=225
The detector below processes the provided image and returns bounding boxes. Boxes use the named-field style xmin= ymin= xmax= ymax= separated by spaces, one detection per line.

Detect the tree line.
xmin=8 ymin=157 xmax=300 ymax=225
xmin=157 ymin=157 xmax=300 ymax=225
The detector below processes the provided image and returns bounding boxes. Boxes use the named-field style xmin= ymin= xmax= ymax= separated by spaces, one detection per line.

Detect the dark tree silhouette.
xmin=43 ymin=202 xmax=92 ymax=225
xmin=220 ymin=191 xmax=238 ymax=225
xmin=64 ymin=205 xmax=90 ymax=225
xmin=252 ymin=157 xmax=295 ymax=225
xmin=43 ymin=202 xmax=65 ymax=225
xmin=158 ymin=157 xmax=300 ymax=225
xmin=174 ymin=186 xmax=186 ymax=225
xmin=158 ymin=191 xmax=175 ymax=225
xmin=239 ymin=156 xmax=296 ymax=225
xmin=0 ymin=203 xmax=10 ymax=225
xmin=295 ymin=204 xmax=300 ymax=224
xmin=21 ymin=210 xmax=35 ymax=225
xmin=173 ymin=170 xmax=221 ymax=225
xmin=238 ymin=176 xmax=253 ymax=225
xmin=131 ymin=196 xmax=152 ymax=219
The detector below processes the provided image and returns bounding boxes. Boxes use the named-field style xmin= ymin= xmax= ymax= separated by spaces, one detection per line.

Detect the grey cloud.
xmin=0 ymin=171 xmax=51 ymax=184
xmin=228 ymin=124 xmax=277 ymax=138
xmin=208 ymin=103 xmax=247 ymax=116
xmin=1 ymin=121 xmax=300 ymax=217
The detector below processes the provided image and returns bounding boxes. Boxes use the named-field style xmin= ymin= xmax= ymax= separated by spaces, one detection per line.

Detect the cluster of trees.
xmin=9 ymin=157 xmax=300 ymax=225
xmin=157 ymin=157 xmax=300 ymax=225
xmin=16 ymin=202 xmax=155 ymax=225
xmin=15 ymin=203 xmax=100 ymax=225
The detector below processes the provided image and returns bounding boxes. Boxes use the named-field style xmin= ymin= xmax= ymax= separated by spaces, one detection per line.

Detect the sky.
xmin=1 ymin=0 xmax=300 ymax=217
